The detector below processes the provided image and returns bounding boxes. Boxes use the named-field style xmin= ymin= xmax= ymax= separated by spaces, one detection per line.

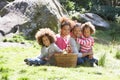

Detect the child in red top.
xmin=55 ymin=17 xmax=73 ymax=53
xmin=76 ymin=22 xmax=98 ymax=66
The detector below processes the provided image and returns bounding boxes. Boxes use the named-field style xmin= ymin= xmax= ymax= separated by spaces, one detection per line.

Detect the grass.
xmin=98 ymin=53 xmax=106 ymax=67
xmin=115 ymin=51 xmax=120 ymax=59
xmin=0 ymin=29 xmax=120 ymax=80
xmin=0 ymin=43 xmax=120 ymax=80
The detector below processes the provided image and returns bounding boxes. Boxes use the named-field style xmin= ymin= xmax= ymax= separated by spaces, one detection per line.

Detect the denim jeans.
xmin=77 ymin=56 xmax=98 ymax=65
xmin=27 ymin=57 xmax=47 ymax=65
xmin=77 ymin=57 xmax=84 ymax=65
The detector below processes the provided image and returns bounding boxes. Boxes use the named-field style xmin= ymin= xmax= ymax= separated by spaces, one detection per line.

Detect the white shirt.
xmin=37 ymin=43 xmax=62 ymax=59
xmin=69 ymin=37 xmax=82 ymax=57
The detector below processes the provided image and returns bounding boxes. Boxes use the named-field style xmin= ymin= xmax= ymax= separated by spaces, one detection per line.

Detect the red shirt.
xmin=76 ymin=36 xmax=94 ymax=53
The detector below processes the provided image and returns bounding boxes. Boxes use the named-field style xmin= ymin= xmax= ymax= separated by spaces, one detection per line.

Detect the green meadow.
xmin=0 ymin=30 xmax=120 ymax=80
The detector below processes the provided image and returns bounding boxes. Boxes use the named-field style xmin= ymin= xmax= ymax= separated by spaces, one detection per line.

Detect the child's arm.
xmin=69 ymin=38 xmax=79 ymax=53
xmin=44 ymin=53 xmax=54 ymax=61
xmin=44 ymin=43 xmax=63 ymax=61
xmin=76 ymin=37 xmax=94 ymax=46
xmin=37 ymin=47 xmax=46 ymax=59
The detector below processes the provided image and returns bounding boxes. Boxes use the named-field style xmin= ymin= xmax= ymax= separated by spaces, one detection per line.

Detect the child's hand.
xmin=66 ymin=44 xmax=72 ymax=53
xmin=88 ymin=50 xmax=93 ymax=55
xmin=88 ymin=54 xmax=93 ymax=59
xmin=44 ymin=57 xmax=49 ymax=61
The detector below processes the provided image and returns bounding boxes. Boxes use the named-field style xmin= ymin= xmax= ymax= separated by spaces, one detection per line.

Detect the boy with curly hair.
xmin=24 ymin=28 xmax=62 ymax=66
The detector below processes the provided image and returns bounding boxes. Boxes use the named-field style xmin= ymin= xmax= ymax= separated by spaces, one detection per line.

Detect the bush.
xmin=109 ymin=22 xmax=120 ymax=42
xmin=60 ymin=0 xmax=75 ymax=12
xmin=98 ymin=54 xmax=106 ymax=67
xmin=115 ymin=51 xmax=120 ymax=59
xmin=2 ymin=34 xmax=25 ymax=43
xmin=90 ymin=5 xmax=117 ymax=21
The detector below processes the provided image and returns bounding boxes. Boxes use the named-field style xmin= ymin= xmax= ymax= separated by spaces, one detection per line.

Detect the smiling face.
xmin=42 ymin=35 xmax=50 ymax=47
xmin=72 ymin=26 xmax=81 ymax=38
xmin=83 ymin=27 xmax=91 ymax=38
xmin=61 ymin=25 xmax=70 ymax=37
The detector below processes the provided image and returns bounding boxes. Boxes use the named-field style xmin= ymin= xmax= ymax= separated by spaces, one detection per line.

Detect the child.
xmin=24 ymin=28 xmax=63 ymax=66
xmin=70 ymin=23 xmax=82 ymax=57
xmin=76 ymin=22 xmax=98 ymax=66
xmin=55 ymin=19 xmax=72 ymax=53
xmin=70 ymin=23 xmax=93 ymax=65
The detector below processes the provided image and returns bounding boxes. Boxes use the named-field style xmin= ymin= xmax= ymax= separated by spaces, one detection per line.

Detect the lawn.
xmin=0 ymin=30 xmax=120 ymax=80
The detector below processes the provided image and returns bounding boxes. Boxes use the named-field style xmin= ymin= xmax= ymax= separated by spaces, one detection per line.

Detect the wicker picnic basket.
xmin=54 ymin=53 xmax=77 ymax=67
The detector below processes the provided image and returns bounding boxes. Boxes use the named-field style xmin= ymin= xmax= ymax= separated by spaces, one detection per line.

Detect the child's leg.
xmin=88 ymin=54 xmax=93 ymax=59
xmin=24 ymin=58 xmax=47 ymax=66
xmin=89 ymin=58 xmax=98 ymax=66
xmin=36 ymin=58 xmax=47 ymax=65
xmin=24 ymin=58 xmax=34 ymax=66
xmin=77 ymin=57 xmax=84 ymax=65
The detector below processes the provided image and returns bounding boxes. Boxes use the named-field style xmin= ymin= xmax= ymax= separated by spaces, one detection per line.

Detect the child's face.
xmin=73 ymin=27 xmax=81 ymax=38
xmin=42 ymin=36 xmax=50 ymax=47
xmin=61 ymin=25 xmax=70 ymax=37
xmin=83 ymin=27 xmax=91 ymax=38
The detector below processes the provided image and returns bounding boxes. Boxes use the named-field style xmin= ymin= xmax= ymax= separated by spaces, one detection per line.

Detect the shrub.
xmin=109 ymin=22 xmax=120 ymax=42
xmin=2 ymin=34 xmax=25 ymax=43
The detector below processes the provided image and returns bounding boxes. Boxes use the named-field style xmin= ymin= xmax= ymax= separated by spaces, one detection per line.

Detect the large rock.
xmin=0 ymin=0 xmax=8 ymax=10
xmin=0 ymin=0 xmax=68 ymax=38
xmin=74 ymin=13 xmax=110 ymax=29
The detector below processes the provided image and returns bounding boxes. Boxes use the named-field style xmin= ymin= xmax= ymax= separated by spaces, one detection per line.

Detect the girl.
xmin=55 ymin=19 xmax=72 ymax=53
xmin=76 ymin=22 xmax=98 ymax=66
xmin=71 ymin=23 xmax=93 ymax=65
xmin=24 ymin=28 xmax=63 ymax=66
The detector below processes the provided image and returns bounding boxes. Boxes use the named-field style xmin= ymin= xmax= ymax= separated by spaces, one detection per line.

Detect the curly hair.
xmin=81 ymin=22 xmax=96 ymax=34
xmin=35 ymin=28 xmax=56 ymax=46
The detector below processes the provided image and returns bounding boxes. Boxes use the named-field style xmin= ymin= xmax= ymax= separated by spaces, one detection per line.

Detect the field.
xmin=0 ymin=30 xmax=120 ymax=80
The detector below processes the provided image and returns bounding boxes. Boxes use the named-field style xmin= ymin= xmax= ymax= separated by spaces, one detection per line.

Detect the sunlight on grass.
xmin=0 ymin=39 xmax=120 ymax=80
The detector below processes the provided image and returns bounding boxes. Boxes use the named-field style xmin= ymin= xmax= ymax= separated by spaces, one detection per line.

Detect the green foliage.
xmin=60 ymin=0 xmax=120 ymax=22
xmin=1 ymin=74 xmax=9 ymax=80
xmin=60 ymin=0 xmax=75 ymax=12
xmin=98 ymin=54 xmax=106 ymax=67
xmin=60 ymin=0 xmax=92 ymax=12
xmin=109 ymin=22 xmax=120 ymax=42
xmin=2 ymin=34 xmax=25 ymax=43
xmin=0 ymin=67 xmax=10 ymax=73
xmin=115 ymin=51 xmax=120 ymax=59
xmin=90 ymin=5 xmax=119 ymax=21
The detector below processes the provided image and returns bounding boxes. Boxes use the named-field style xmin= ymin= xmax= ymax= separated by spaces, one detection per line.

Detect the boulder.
xmin=0 ymin=0 xmax=8 ymax=10
xmin=76 ymin=13 xmax=110 ymax=29
xmin=0 ymin=0 xmax=68 ymax=39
